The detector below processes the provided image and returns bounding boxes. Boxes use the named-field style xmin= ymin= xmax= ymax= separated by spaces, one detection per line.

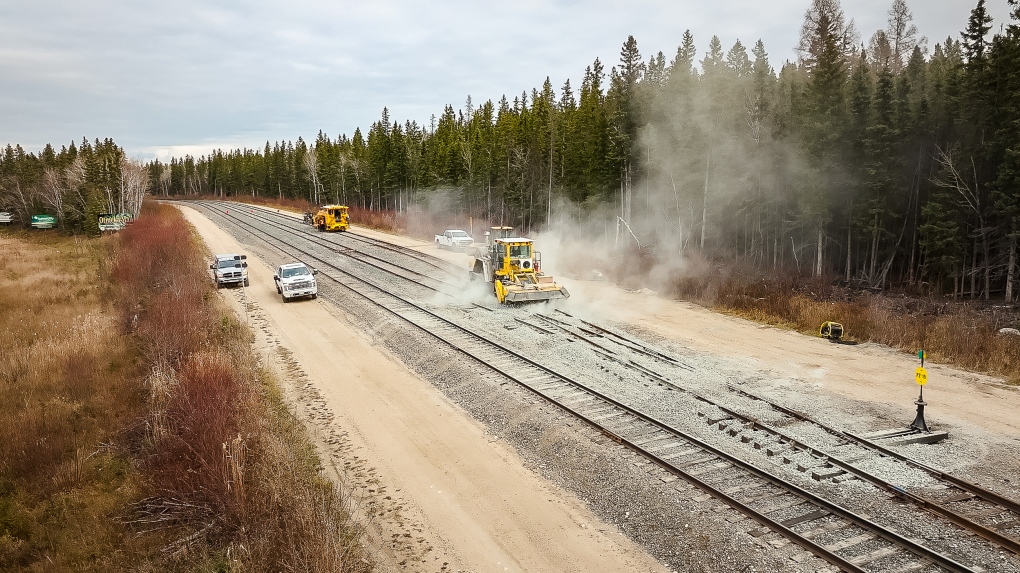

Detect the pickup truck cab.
xmin=210 ymin=254 xmax=249 ymax=288
xmin=274 ymin=262 xmax=318 ymax=302
xmin=435 ymin=229 xmax=473 ymax=250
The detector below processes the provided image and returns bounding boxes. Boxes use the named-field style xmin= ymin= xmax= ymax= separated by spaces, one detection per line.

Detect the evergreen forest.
xmin=3 ymin=0 xmax=1020 ymax=300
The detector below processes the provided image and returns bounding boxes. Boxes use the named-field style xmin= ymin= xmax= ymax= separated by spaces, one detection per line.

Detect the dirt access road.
xmin=178 ymin=204 xmax=672 ymax=573
xmin=181 ymin=202 xmax=1020 ymax=571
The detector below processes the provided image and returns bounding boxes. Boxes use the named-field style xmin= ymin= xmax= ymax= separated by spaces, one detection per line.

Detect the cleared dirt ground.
xmin=180 ymin=203 xmax=1020 ymax=572
xmin=178 ymin=205 xmax=672 ymax=573
xmin=335 ymin=215 xmax=1020 ymax=438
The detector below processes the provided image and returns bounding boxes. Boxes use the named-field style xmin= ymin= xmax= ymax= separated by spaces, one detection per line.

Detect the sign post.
xmin=910 ymin=350 xmax=930 ymax=432
xmin=98 ymin=213 xmax=132 ymax=232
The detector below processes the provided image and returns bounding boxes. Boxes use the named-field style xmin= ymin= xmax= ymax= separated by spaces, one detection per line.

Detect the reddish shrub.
xmin=147 ymin=352 xmax=252 ymax=520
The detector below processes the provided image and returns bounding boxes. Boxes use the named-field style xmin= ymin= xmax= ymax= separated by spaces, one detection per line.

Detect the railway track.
xmin=530 ymin=309 xmax=1020 ymax=558
xmin=205 ymin=201 xmax=467 ymax=297
xmin=185 ymin=199 xmax=1000 ymax=572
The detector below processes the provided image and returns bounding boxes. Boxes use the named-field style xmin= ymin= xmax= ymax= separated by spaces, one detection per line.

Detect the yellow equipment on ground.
xmin=820 ymin=321 xmax=844 ymax=340
xmin=312 ymin=205 xmax=349 ymax=232
xmin=470 ymin=226 xmax=569 ymax=304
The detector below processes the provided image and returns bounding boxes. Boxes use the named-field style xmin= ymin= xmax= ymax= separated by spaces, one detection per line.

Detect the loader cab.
xmin=484 ymin=226 xmax=515 ymax=246
xmin=492 ymin=238 xmax=540 ymax=276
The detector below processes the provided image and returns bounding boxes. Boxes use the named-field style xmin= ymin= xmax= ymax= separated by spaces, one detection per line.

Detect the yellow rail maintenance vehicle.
xmin=470 ymin=226 xmax=569 ymax=304
xmin=312 ymin=204 xmax=349 ymax=232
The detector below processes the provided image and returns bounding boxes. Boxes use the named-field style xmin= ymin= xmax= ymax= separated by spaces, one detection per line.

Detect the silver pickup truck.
xmin=210 ymin=254 xmax=249 ymax=288
xmin=0 ymin=212 xmax=12 ymax=226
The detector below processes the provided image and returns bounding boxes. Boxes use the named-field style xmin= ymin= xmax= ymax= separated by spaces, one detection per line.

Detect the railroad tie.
xmin=993 ymin=519 xmax=1020 ymax=531
xmin=722 ymin=481 xmax=766 ymax=496
xmin=887 ymin=558 xmax=932 ymax=573
xmin=688 ymin=461 xmax=730 ymax=477
xmin=761 ymin=498 xmax=809 ymax=515
xmin=823 ymin=532 xmax=874 ymax=552
xmin=780 ymin=509 xmax=829 ymax=528
xmin=849 ymin=546 xmax=899 ymax=566
xmin=661 ymin=447 xmax=700 ymax=461
xmin=799 ymin=520 xmax=847 ymax=539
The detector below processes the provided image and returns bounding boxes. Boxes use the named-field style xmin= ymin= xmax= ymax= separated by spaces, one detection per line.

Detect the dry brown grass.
xmin=667 ymin=268 xmax=1020 ymax=384
xmin=0 ymin=229 xmax=147 ymax=570
xmin=0 ymin=203 xmax=370 ymax=571
xmin=115 ymin=201 xmax=370 ymax=572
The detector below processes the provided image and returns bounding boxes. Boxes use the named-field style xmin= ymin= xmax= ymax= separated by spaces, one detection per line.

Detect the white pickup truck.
xmin=274 ymin=262 xmax=318 ymax=302
xmin=0 ymin=212 xmax=12 ymax=226
xmin=434 ymin=229 xmax=473 ymax=250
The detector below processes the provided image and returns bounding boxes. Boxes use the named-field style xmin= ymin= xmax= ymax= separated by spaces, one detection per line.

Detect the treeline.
xmin=154 ymin=0 xmax=1020 ymax=300
xmin=5 ymin=1 xmax=1020 ymax=300
xmin=0 ymin=138 xmax=149 ymax=233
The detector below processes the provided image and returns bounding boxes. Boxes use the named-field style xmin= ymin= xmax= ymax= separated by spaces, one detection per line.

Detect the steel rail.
xmin=548 ymin=309 xmax=1020 ymax=556
xmin=240 ymin=201 xmax=464 ymax=277
xmin=192 ymin=200 xmax=976 ymax=573
xmin=728 ymin=386 xmax=1020 ymax=553
xmin=201 ymin=201 xmax=465 ymax=296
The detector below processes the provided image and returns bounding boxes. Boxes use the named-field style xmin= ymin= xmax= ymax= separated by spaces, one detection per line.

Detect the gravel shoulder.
xmin=188 ymin=202 xmax=1020 ymax=572
xmin=177 ymin=204 xmax=672 ymax=573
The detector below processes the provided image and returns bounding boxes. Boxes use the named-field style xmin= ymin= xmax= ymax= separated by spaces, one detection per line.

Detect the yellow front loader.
xmin=470 ymin=227 xmax=569 ymax=304
xmin=312 ymin=205 xmax=349 ymax=232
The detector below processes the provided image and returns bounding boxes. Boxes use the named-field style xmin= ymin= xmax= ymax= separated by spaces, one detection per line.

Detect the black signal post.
xmin=910 ymin=350 xmax=930 ymax=433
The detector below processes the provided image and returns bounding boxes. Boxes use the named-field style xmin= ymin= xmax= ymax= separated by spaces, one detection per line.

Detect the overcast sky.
xmin=0 ymin=1 xmax=1011 ymax=161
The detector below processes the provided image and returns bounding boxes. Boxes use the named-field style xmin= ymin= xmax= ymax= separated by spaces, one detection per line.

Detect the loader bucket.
xmin=503 ymin=285 xmax=570 ymax=304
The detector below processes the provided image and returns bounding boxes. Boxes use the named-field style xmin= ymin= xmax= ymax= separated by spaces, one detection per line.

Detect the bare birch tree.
xmin=121 ymin=158 xmax=150 ymax=217
xmin=933 ymin=145 xmax=991 ymax=299
xmin=65 ymin=157 xmax=89 ymax=222
xmin=40 ymin=168 xmax=65 ymax=226
xmin=304 ymin=146 xmax=321 ymax=204
xmin=159 ymin=164 xmax=172 ymax=196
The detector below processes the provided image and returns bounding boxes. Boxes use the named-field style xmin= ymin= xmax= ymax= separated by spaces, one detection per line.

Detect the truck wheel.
xmin=276 ymin=284 xmax=281 ymax=294
xmin=215 ymin=280 xmax=221 ymax=289
xmin=243 ymin=279 xmax=249 ymax=287
xmin=311 ymin=294 xmax=317 ymax=299
xmin=282 ymin=293 xmax=289 ymax=303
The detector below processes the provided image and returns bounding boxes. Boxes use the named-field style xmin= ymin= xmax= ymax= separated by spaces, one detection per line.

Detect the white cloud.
xmin=0 ymin=0 xmax=1011 ymax=159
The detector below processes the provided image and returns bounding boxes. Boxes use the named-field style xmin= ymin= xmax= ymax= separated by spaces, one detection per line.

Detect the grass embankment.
xmin=668 ymin=270 xmax=1020 ymax=384
xmin=0 ymin=203 xmax=369 ymax=571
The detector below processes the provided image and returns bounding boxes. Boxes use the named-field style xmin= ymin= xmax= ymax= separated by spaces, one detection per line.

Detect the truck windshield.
xmin=217 ymin=260 xmax=240 ymax=269
xmin=451 ymin=231 xmax=469 ymax=238
xmin=509 ymin=244 xmax=531 ymax=258
xmin=282 ymin=266 xmax=309 ymax=278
